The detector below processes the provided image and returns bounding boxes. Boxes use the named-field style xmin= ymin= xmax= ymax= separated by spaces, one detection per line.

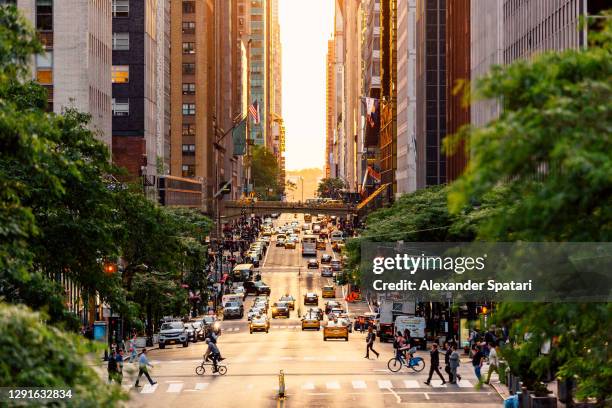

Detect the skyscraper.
xmin=10 ymin=0 xmax=112 ymax=147
xmin=249 ymin=0 xmax=267 ymax=146
xmin=325 ymin=38 xmax=335 ymax=179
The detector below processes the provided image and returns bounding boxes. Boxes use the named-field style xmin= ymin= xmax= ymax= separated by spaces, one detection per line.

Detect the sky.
xmin=279 ymin=0 xmax=334 ymax=171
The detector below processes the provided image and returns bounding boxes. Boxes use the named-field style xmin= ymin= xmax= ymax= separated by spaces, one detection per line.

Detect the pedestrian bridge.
xmin=221 ymin=200 xmax=355 ymax=219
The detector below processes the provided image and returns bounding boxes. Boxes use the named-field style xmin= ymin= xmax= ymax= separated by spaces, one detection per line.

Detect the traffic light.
xmin=477 ymin=305 xmax=489 ymax=314
xmin=104 ymin=262 xmax=117 ymax=274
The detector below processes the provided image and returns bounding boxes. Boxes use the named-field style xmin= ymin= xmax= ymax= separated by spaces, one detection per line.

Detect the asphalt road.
xmin=121 ymin=213 xmax=502 ymax=408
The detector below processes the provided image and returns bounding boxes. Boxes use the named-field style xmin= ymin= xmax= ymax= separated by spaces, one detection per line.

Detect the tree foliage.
xmin=251 ymin=145 xmax=281 ymax=199
xmin=446 ymin=16 xmax=612 ymax=403
xmin=317 ymin=177 xmax=346 ymax=199
xmin=0 ymin=303 xmax=127 ymax=407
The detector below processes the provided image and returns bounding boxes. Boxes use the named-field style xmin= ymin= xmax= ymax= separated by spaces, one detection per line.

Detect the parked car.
xmin=223 ymin=301 xmax=244 ymax=320
xmin=159 ymin=321 xmax=188 ymax=349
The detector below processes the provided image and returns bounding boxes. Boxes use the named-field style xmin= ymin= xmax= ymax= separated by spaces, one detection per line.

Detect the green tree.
xmin=0 ymin=303 xmax=126 ymax=407
xmin=317 ymin=177 xmax=346 ymax=199
xmin=251 ymin=145 xmax=280 ymax=199
xmin=448 ymin=16 xmax=612 ymax=404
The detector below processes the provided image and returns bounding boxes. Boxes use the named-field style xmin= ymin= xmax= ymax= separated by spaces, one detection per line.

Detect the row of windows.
xmin=112 ymin=0 xmax=129 ymax=18
xmin=112 ymin=98 xmax=129 ymax=116
xmin=183 ymin=1 xmax=195 ymax=14
xmin=182 ymin=165 xmax=195 ymax=178
xmin=112 ymin=32 xmax=129 ymax=50
xmin=112 ymin=65 xmax=129 ymax=83
xmin=36 ymin=0 xmax=52 ymax=31
xmin=182 ymin=103 xmax=195 ymax=115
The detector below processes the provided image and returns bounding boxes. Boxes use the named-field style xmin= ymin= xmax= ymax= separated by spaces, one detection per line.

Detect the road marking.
xmin=387 ymin=386 xmax=402 ymax=404
xmin=326 ymin=381 xmax=340 ymax=390
xmin=280 ymin=356 xmax=293 ymax=360
xmin=303 ymin=356 xmax=315 ymax=361
xmin=302 ymin=382 xmax=315 ymax=390
xmin=352 ymin=380 xmax=367 ymax=389
xmin=378 ymin=380 xmax=393 ymax=389
xmin=167 ymin=383 xmax=183 ymax=393
xmin=424 ymin=392 xmax=430 ymax=400
xmin=195 ymin=382 xmax=209 ymax=390
xmin=246 ymin=384 xmax=254 ymax=390
xmin=140 ymin=383 xmax=158 ymax=394
xmin=326 ymin=356 xmax=337 ymax=361
xmin=403 ymin=380 xmax=420 ymax=388
xmin=431 ymin=380 xmax=447 ymax=388
xmin=165 ymin=380 xmax=183 ymax=383
xmin=457 ymin=380 xmax=473 ymax=388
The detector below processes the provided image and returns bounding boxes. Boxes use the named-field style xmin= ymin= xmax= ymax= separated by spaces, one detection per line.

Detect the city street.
xmin=119 ymin=214 xmax=502 ymax=408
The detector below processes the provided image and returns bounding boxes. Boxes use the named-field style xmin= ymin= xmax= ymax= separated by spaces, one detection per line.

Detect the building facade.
xmin=249 ymin=0 xmax=267 ymax=146
xmin=111 ymin=0 xmax=160 ymax=181
xmin=395 ymin=0 xmax=417 ymax=194
xmin=11 ymin=0 xmax=112 ymax=147
xmin=325 ymin=38 xmax=335 ymax=179
xmin=445 ymin=0 xmax=470 ymax=182
xmin=415 ymin=0 xmax=446 ymax=188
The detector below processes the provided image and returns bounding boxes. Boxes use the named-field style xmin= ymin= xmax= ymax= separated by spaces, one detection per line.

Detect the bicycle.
xmin=387 ymin=354 xmax=426 ymax=372
xmin=195 ymin=360 xmax=227 ymax=376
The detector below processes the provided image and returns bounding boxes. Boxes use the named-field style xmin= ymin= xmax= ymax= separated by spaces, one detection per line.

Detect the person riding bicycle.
xmin=204 ymin=338 xmax=221 ymax=373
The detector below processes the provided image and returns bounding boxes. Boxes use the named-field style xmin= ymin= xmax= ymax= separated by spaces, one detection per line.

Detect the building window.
xmin=112 ymin=32 xmax=130 ymax=50
xmin=182 ymin=1 xmax=195 ymax=14
xmin=182 ymin=42 xmax=195 ymax=54
xmin=112 ymin=65 xmax=129 ymax=83
xmin=112 ymin=0 xmax=129 ymax=18
xmin=182 ymin=63 xmax=195 ymax=74
xmin=182 ymin=103 xmax=196 ymax=115
xmin=35 ymin=51 xmax=53 ymax=84
xmin=182 ymin=83 xmax=196 ymax=95
xmin=36 ymin=0 xmax=53 ymax=31
xmin=112 ymin=98 xmax=129 ymax=116
xmin=182 ymin=22 xmax=195 ymax=34
xmin=182 ymin=144 xmax=196 ymax=155
xmin=182 ymin=164 xmax=195 ymax=177
xmin=182 ymin=124 xmax=195 ymax=136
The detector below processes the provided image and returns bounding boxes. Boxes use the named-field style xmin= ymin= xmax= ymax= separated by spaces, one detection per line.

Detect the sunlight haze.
xmin=280 ymin=0 xmax=334 ymax=171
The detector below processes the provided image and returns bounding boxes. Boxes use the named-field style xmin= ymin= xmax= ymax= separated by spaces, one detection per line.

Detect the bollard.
xmin=278 ymin=369 xmax=285 ymax=399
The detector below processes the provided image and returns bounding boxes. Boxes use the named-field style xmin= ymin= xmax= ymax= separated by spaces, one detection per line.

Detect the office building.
xmin=9 ymin=0 xmax=112 ymax=147
xmin=445 ymin=0 xmax=470 ymax=182
xmin=249 ymin=0 xmax=267 ymax=146
xmin=325 ymin=38 xmax=335 ymax=179
xmin=111 ymin=0 xmax=161 ymax=181
xmin=415 ymin=0 xmax=446 ymax=188
xmin=395 ymin=0 xmax=417 ymax=194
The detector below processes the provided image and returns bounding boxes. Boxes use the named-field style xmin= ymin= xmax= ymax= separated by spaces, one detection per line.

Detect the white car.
xmin=232 ymin=286 xmax=246 ymax=299
xmin=248 ymin=307 xmax=264 ymax=321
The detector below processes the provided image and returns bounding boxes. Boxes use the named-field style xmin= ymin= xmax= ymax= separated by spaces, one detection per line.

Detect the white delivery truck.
xmin=394 ymin=315 xmax=427 ymax=350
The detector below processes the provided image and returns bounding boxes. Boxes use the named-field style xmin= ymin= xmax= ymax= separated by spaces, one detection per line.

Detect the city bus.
xmin=301 ymin=234 xmax=317 ymax=256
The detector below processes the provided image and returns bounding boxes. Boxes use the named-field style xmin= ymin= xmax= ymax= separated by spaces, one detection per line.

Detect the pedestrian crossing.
xmin=221 ymin=324 xmax=322 ymax=332
xmin=128 ymin=377 xmax=477 ymax=396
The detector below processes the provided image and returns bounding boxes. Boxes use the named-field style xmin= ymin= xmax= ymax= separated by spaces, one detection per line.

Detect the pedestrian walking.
xmin=358 ymin=316 xmax=365 ymax=333
xmin=107 ymin=350 xmax=118 ymax=384
xmin=485 ymin=342 xmax=499 ymax=384
xmin=129 ymin=335 xmax=137 ymax=363
xmin=472 ymin=345 xmax=484 ymax=382
xmin=134 ymin=348 xmax=157 ymax=388
xmin=115 ymin=349 xmax=124 ymax=384
xmin=364 ymin=327 xmax=379 ymax=359
xmin=449 ymin=344 xmax=462 ymax=383
xmin=424 ymin=343 xmax=446 ymax=385
xmin=443 ymin=341 xmax=453 ymax=383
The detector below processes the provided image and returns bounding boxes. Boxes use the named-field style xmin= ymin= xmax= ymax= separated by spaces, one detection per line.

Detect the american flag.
xmin=248 ymin=101 xmax=260 ymax=124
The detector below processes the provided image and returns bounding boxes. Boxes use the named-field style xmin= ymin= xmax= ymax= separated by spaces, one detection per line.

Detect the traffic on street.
xmin=121 ymin=213 xmax=501 ymax=408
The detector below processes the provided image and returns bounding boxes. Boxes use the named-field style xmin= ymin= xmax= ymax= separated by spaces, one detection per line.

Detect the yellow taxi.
xmin=249 ymin=315 xmax=270 ymax=333
xmin=316 ymin=239 xmax=326 ymax=250
xmin=323 ymin=319 xmax=349 ymax=341
xmin=284 ymin=240 xmax=296 ymax=249
xmin=322 ymin=285 xmax=335 ymax=298
xmin=301 ymin=311 xmax=321 ymax=331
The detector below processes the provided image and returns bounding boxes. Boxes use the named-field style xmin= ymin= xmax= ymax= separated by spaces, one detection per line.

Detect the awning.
xmin=356 ymin=183 xmax=389 ymax=211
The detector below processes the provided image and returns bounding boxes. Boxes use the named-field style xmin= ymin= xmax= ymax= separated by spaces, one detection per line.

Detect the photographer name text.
xmin=372 ymin=279 xmax=533 ymax=293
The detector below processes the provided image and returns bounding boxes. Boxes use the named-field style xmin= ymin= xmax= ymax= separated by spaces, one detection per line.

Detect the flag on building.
xmin=249 ymin=100 xmax=260 ymax=124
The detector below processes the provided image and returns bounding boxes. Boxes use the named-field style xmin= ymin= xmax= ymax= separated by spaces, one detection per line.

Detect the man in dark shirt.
xmin=424 ymin=343 xmax=446 ymax=385
xmin=472 ymin=345 xmax=484 ymax=382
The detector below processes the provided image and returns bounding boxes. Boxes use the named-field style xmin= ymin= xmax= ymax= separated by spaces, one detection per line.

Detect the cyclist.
xmin=204 ymin=338 xmax=221 ymax=373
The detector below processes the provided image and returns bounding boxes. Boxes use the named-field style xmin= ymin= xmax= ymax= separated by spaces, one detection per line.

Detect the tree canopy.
xmin=317 ymin=177 xmax=346 ymax=199
xmin=251 ymin=145 xmax=281 ymax=200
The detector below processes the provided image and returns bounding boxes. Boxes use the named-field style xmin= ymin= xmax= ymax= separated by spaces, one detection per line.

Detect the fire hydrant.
xmin=278 ymin=369 xmax=285 ymax=399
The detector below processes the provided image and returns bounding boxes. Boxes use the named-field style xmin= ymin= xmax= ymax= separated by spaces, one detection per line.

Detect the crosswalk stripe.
xmin=303 ymin=356 xmax=315 ymax=361
xmin=431 ymin=380 xmax=447 ymax=388
xmin=352 ymin=380 xmax=367 ymax=389
xmin=302 ymin=382 xmax=315 ymax=390
xmin=326 ymin=381 xmax=340 ymax=390
xmin=167 ymin=383 xmax=183 ymax=393
xmin=195 ymin=382 xmax=209 ymax=390
xmin=457 ymin=380 xmax=473 ymax=388
xmin=378 ymin=380 xmax=393 ymax=389
xmin=403 ymin=380 xmax=420 ymax=388
xmin=140 ymin=383 xmax=158 ymax=394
